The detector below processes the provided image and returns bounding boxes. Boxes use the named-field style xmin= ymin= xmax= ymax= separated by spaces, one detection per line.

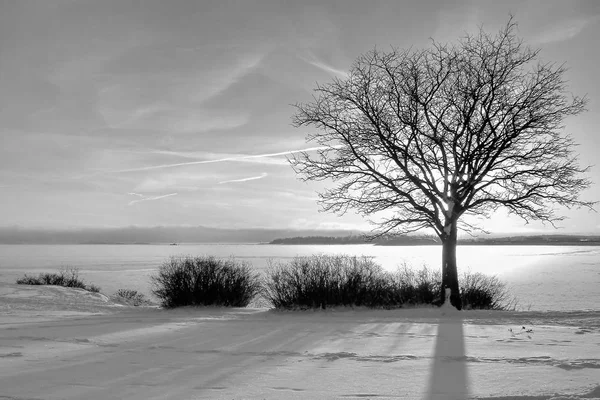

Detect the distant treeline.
xmin=270 ymin=234 xmax=600 ymax=246
xmin=270 ymin=235 xmax=439 ymax=245
xmin=270 ymin=236 xmax=370 ymax=245
xmin=461 ymin=235 xmax=600 ymax=246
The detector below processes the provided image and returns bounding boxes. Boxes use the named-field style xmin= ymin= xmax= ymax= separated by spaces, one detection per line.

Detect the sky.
xmin=1 ymin=0 xmax=599 ymax=234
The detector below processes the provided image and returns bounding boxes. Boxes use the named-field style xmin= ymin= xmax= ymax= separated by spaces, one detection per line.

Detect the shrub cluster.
xmin=263 ymin=255 xmax=392 ymax=309
xmin=263 ymin=255 xmax=514 ymax=310
xmin=151 ymin=256 xmax=261 ymax=308
xmin=16 ymin=255 xmax=514 ymax=311
xmin=16 ymin=267 xmax=100 ymax=293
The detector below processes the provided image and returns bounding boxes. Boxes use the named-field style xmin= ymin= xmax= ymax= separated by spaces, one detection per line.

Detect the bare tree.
xmin=290 ymin=19 xmax=595 ymax=309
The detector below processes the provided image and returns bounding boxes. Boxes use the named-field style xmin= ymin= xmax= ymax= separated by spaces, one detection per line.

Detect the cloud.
xmin=531 ymin=17 xmax=597 ymax=44
xmin=289 ymin=218 xmax=371 ymax=231
xmin=95 ymin=48 xmax=267 ymax=135
xmin=219 ymin=173 xmax=268 ymax=184
xmin=134 ymin=149 xmax=290 ymax=166
xmin=97 ymin=97 xmax=250 ymax=133
xmin=111 ymin=146 xmax=335 ymax=173
xmin=127 ymin=192 xmax=178 ymax=206
xmin=274 ymin=190 xmax=319 ymax=201
xmin=299 ymin=52 xmax=349 ymax=78
xmin=190 ymin=51 xmax=267 ymax=104
xmin=432 ymin=5 xmax=481 ymax=43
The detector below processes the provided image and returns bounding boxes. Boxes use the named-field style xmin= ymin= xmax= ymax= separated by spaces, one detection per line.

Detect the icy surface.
xmin=0 ymin=283 xmax=599 ymax=399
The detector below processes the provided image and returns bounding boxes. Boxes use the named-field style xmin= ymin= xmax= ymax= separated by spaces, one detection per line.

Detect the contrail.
xmin=127 ymin=192 xmax=178 ymax=206
xmin=112 ymin=146 xmax=333 ymax=173
xmin=219 ymin=173 xmax=268 ymax=184
xmin=121 ymin=149 xmax=289 ymax=166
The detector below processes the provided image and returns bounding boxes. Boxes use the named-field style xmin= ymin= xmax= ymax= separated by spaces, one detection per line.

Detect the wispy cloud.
xmin=299 ymin=53 xmax=349 ymax=78
xmin=190 ymin=50 xmax=268 ymax=104
xmin=95 ymin=48 xmax=267 ymax=135
xmin=127 ymin=192 xmax=178 ymax=206
xmin=97 ymin=97 xmax=250 ymax=133
xmin=111 ymin=146 xmax=335 ymax=173
xmin=128 ymin=149 xmax=290 ymax=166
xmin=433 ymin=5 xmax=481 ymax=42
xmin=531 ymin=17 xmax=597 ymax=44
xmin=219 ymin=173 xmax=268 ymax=184
xmin=289 ymin=218 xmax=371 ymax=231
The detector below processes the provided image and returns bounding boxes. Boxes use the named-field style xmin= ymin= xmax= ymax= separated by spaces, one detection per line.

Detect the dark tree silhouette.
xmin=290 ymin=19 xmax=595 ymax=309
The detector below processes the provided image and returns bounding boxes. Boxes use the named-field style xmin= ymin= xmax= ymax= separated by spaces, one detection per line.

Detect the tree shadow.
xmin=425 ymin=312 xmax=469 ymax=400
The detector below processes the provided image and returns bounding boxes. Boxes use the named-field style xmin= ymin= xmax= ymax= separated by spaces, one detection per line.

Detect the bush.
xmin=16 ymin=267 xmax=100 ymax=293
xmin=263 ymin=255 xmax=397 ymax=309
xmin=391 ymin=264 xmax=441 ymax=306
xmin=460 ymin=270 xmax=516 ymax=310
xmin=15 ymin=275 xmax=43 ymax=285
xmin=113 ymin=289 xmax=150 ymax=306
xmin=87 ymin=284 xmax=101 ymax=293
xmin=151 ymin=256 xmax=261 ymax=308
xmin=264 ymin=255 xmax=516 ymax=310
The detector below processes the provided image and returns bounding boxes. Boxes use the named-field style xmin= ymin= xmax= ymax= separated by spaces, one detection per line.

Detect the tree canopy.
xmin=291 ymin=19 xmax=594 ymax=240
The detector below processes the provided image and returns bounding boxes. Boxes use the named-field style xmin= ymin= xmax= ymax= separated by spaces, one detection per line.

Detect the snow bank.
xmin=0 ymin=283 xmax=598 ymax=399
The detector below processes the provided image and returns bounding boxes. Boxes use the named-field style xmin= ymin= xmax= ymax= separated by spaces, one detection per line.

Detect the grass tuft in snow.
xmin=112 ymin=289 xmax=151 ymax=306
xmin=151 ymin=256 xmax=261 ymax=308
xmin=16 ymin=267 xmax=101 ymax=293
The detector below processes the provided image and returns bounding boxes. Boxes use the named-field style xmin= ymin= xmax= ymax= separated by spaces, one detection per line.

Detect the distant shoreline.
xmin=269 ymin=235 xmax=600 ymax=246
xmin=3 ymin=226 xmax=599 ymax=246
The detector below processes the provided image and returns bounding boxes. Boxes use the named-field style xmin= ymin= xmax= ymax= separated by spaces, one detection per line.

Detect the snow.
xmin=1 ymin=283 xmax=599 ymax=399
xmin=442 ymin=287 xmax=453 ymax=308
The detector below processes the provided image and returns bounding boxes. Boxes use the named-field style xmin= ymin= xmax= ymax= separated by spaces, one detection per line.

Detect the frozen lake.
xmin=1 ymin=244 xmax=598 ymax=312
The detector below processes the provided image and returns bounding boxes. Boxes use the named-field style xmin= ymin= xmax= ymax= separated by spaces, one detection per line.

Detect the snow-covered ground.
xmin=1 ymin=283 xmax=599 ymax=399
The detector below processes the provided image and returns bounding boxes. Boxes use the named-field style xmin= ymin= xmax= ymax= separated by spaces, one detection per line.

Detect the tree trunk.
xmin=440 ymin=220 xmax=462 ymax=310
